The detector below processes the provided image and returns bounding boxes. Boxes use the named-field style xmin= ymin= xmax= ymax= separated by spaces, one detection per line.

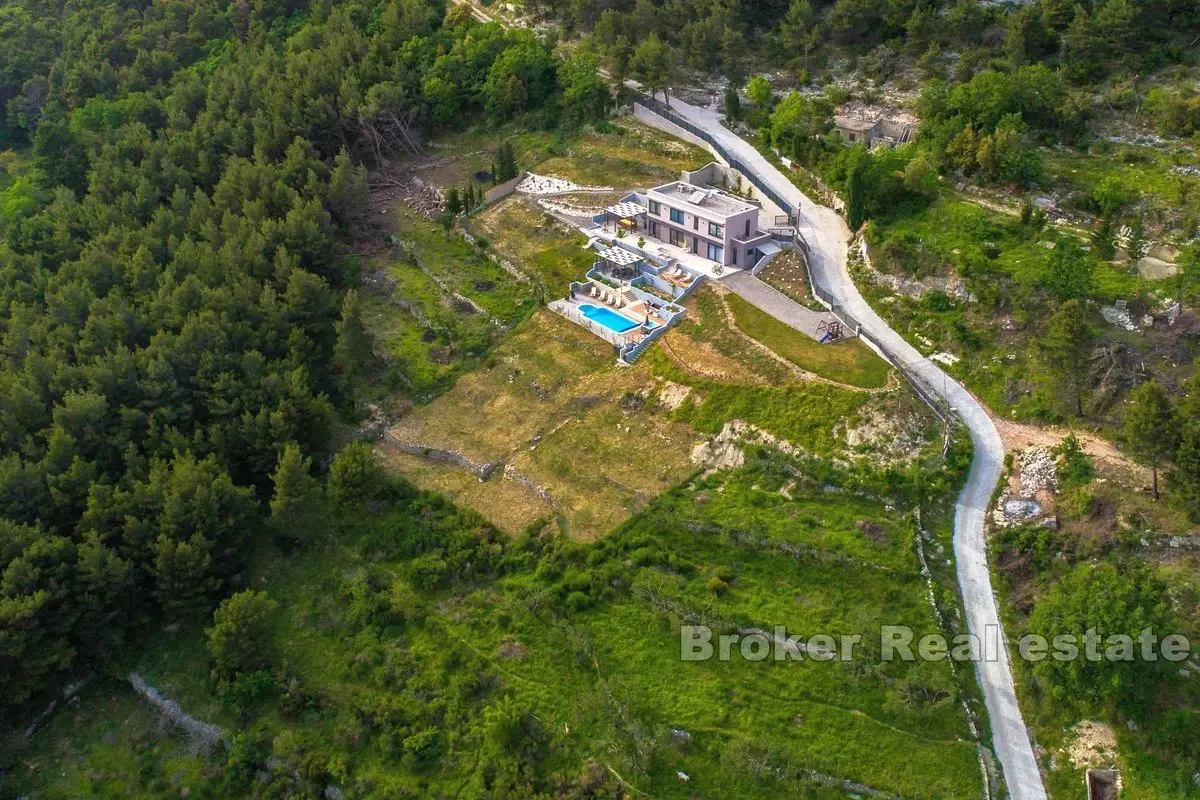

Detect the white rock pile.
xmin=515 ymin=173 xmax=613 ymax=196
xmin=1017 ymin=446 xmax=1058 ymax=494
xmin=992 ymin=447 xmax=1058 ymax=528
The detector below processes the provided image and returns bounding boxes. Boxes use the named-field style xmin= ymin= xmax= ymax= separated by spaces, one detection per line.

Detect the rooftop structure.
xmin=648 ymin=181 xmax=757 ymax=219
xmin=633 ymin=176 xmax=771 ymax=269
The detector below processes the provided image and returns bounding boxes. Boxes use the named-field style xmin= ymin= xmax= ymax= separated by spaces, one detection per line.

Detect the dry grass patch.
xmin=536 ymin=119 xmax=710 ymax=189
xmin=381 ymin=310 xmax=702 ymax=539
xmin=469 ymin=197 xmax=596 ymax=290
xmin=377 ymin=448 xmax=553 ymax=533
xmin=511 ymin=401 xmax=698 ymax=540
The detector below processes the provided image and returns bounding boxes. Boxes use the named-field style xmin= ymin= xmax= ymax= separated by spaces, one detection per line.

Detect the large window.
xmin=706 ymin=242 xmax=723 ymax=262
xmin=670 ymin=228 xmax=686 ymax=247
xmin=648 ymin=200 xmax=660 ymax=215
xmin=708 ymin=221 xmax=723 ymax=238
xmin=669 ymin=207 xmax=684 ymax=224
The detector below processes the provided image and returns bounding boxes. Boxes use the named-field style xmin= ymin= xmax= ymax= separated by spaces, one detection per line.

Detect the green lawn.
xmin=725 ymin=292 xmax=892 ymax=389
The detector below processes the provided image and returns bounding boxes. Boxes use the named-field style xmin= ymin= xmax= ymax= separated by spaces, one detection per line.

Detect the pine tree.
xmin=1044 ymin=237 xmax=1094 ymax=302
xmin=446 ymin=187 xmax=462 ymax=215
xmin=152 ymin=534 xmax=218 ymax=622
xmin=328 ymin=442 xmax=382 ymax=505
xmin=1168 ymin=369 xmax=1200 ymax=521
xmin=1039 ymin=299 xmax=1095 ymax=418
xmin=723 ymin=85 xmax=741 ymax=122
xmin=327 ymin=149 xmax=368 ymax=229
xmin=334 ymin=289 xmax=372 ymax=400
xmin=844 ymin=147 xmax=870 ymax=230
xmin=1093 ymin=214 xmax=1117 ymax=260
xmin=1124 ymin=380 xmax=1177 ymax=500
xmin=74 ymin=533 xmax=133 ymax=661
xmin=270 ymin=443 xmax=319 ymax=529
xmin=496 ymin=142 xmax=519 ymax=182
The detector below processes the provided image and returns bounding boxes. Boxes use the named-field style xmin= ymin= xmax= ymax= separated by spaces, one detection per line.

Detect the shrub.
xmin=1053 ymin=434 xmax=1094 ymax=487
xmin=223 ymin=670 xmax=279 ymax=712
xmin=327 ymin=441 xmax=382 ymax=505
xmin=564 ymin=590 xmax=592 ymax=612
xmin=207 ymin=590 xmax=279 ymax=677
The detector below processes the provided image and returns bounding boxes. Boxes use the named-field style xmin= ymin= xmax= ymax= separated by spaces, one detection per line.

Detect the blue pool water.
xmin=579 ymin=303 xmax=638 ymax=333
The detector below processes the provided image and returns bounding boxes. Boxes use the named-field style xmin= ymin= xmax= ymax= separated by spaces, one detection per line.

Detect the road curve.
xmin=645 ymin=95 xmax=1047 ymax=800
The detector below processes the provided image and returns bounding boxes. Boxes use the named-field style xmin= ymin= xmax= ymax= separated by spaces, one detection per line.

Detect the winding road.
xmin=638 ymin=94 xmax=1047 ymax=800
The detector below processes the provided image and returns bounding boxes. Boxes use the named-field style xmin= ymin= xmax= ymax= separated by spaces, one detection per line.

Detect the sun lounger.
xmin=590 ymin=285 xmax=598 ymax=297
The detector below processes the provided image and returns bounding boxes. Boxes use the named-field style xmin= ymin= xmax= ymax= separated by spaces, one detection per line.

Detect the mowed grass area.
xmin=11 ymin=459 xmax=983 ymax=799
xmin=725 ymin=293 xmax=891 ymax=389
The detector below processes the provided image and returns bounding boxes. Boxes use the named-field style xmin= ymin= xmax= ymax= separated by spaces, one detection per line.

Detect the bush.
xmin=1054 ymin=434 xmax=1094 ymax=487
xmin=921 ymin=291 xmax=955 ymax=312
xmin=564 ymin=590 xmax=592 ymax=612
xmin=1058 ymin=484 xmax=1095 ymax=519
xmin=223 ymin=670 xmax=279 ymax=713
xmin=327 ymin=442 xmax=382 ymax=504
xmin=207 ymin=590 xmax=279 ymax=678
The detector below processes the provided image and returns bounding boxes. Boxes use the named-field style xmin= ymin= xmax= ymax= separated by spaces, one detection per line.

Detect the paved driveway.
xmin=721 ymin=271 xmax=839 ymax=341
xmin=640 ymin=93 xmax=1047 ymax=800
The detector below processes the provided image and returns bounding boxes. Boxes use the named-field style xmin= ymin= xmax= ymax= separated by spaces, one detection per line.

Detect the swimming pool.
xmin=579 ymin=303 xmax=639 ymax=333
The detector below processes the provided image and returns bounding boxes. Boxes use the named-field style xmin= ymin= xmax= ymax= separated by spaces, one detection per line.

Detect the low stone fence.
xmin=483 ymin=170 xmax=528 ymax=205
xmin=384 ymin=434 xmax=501 ymax=480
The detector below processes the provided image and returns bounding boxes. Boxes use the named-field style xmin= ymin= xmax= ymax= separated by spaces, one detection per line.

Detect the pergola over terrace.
xmin=600 ymin=201 xmax=646 ymax=232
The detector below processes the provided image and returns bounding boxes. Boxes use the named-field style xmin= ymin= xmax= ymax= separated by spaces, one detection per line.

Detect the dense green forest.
xmin=3 ymin=0 xmax=1200 ymax=796
xmin=0 ymin=0 xmax=613 ymax=726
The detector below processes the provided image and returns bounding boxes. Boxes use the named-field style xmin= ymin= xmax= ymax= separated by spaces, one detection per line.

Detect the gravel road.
xmin=643 ymin=93 xmax=1048 ymax=800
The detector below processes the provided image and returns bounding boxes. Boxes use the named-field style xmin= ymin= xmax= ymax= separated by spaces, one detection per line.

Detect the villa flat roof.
xmin=649 ymin=181 xmax=755 ymax=218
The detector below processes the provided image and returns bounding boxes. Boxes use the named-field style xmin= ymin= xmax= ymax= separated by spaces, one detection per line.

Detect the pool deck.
xmin=550 ymin=296 xmax=648 ymax=347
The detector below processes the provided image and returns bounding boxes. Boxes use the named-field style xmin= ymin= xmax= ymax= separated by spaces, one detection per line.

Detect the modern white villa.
xmin=547 ymin=162 xmax=793 ymax=364
xmin=639 ymin=179 xmax=776 ymax=269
